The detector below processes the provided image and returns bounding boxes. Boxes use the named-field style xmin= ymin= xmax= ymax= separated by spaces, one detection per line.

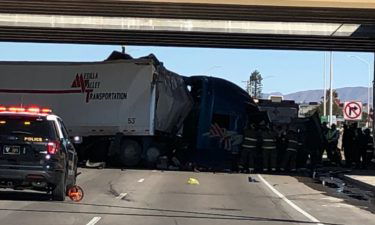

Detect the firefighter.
xmin=276 ymin=125 xmax=287 ymax=170
xmin=319 ymin=122 xmax=329 ymax=164
xmin=240 ymin=123 xmax=259 ymax=173
xmin=354 ymin=127 xmax=365 ymax=168
xmin=296 ymin=126 xmax=308 ymax=169
xmin=296 ymin=128 xmax=305 ymax=168
xmin=342 ymin=124 xmax=353 ymax=167
xmin=281 ymin=128 xmax=300 ymax=172
xmin=362 ymin=128 xmax=374 ymax=169
xmin=262 ymin=125 xmax=277 ymax=172
xmin=326 ymin=124 xmax=340 ymax=165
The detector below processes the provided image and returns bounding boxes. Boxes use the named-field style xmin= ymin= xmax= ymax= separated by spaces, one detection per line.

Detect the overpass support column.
xmin=373 ymin=54 xmax=375 ymax=131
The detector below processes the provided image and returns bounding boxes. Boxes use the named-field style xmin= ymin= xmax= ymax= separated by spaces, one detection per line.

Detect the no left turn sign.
xmin=343 ymin=101 xmax=362 ymax=121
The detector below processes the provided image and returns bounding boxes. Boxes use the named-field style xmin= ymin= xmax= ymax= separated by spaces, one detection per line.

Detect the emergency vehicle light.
xmin=27 ymin=107 xmax=40 ymax=113
xmin=41 ymin=108 xmax=52 ymax=113
xmin=0 ymin=106 xmax=52 ymax=114
xmin=8 ymin=107 xmax=25 ymax=112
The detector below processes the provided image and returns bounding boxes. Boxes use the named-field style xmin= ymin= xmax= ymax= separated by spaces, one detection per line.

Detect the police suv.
xmin=0 ymin=106 xmax=77 ymax=201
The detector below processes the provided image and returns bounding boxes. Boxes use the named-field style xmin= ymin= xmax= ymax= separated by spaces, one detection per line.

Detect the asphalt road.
xmin=0 ymin=169 xmax=374 ymax=225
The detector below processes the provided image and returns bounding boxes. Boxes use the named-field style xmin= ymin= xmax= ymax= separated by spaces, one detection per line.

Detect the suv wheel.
xmin=52 ymin=172 xmax=66 ymax=201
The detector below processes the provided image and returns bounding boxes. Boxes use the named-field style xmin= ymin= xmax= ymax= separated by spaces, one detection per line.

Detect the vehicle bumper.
xmin=0 ymin=168 xmax=63 ymax=187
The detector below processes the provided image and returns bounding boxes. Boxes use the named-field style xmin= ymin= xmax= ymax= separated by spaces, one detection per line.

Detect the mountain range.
xmin=263 ymin=86 xmax=372 ymax=104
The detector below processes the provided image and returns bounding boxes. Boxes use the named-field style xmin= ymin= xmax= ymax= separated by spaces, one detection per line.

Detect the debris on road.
xmin=187 ymin=178 xmax=200 ymax=185
xmin=85 ymin=160 xmax=106 ymax=169
xmin=108 ymin=183 xmax=119 ymax=197
xmin=248 ymin=176 xmax=258 ymax=183
xmin=313 ymin=168 xmax=373 ymax=203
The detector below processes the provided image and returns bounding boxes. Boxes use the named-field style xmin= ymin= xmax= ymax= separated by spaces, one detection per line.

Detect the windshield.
xmin=0 ymin=115 xmax=57 ymax=140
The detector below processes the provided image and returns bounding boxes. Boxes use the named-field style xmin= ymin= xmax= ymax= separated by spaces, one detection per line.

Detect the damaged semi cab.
xmin=184 ymin=76 xmax=259 ymax=170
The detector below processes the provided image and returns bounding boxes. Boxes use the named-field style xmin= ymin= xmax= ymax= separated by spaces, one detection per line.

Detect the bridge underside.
xmin=1 ymin=26 xmax=374 ymax=52
xmin=0 ymin=0 xmax=375 ymax=51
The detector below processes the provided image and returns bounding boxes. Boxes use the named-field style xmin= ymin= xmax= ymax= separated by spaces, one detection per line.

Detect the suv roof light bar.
xmin=0 ymin=106 xmax=52 ymax=114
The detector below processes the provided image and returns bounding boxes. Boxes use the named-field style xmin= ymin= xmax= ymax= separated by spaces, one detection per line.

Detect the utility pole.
xmin=247 ymin=80 xmax=251 ymax=96
xmin=323 ymin=52 xmax=327 ymax=117
xmin=329 ymin=51 xmax=334 ymax=126
xmin=373 ymin=54 xmax=375 ymax=131
xmin=368 ymin=64 xmax=371 ymax=127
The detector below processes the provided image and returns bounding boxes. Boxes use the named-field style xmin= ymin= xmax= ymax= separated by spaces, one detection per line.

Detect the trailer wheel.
xmin=145 ymin=146 xmax=162 ymax=167
xmin=119 ymin=139 xmax=142 ymax=167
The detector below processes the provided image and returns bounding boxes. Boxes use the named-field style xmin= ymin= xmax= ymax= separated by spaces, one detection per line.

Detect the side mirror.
xmin=71 ymin=136 xmax=83 ymax=144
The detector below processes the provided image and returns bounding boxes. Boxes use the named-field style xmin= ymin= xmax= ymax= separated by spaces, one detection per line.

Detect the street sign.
xmin=320 ymin=116 xmax=328 ymax=123
xmin=343 ymin=101 xmax=362 ymax=121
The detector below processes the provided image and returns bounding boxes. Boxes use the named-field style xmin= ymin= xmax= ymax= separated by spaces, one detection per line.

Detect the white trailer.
xmin=0 ymin=53 xmax=193 ymax=166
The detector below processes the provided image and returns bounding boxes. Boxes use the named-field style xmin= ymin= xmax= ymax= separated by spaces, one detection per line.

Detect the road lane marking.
xmin=258 ymin=175 xmax=324 ymax=225
xmin=86 ymin=217 xmax=101 ymax=225
xmin=116 ymin=192 xmax=128 ymax=200
xmin=138 ymin=178 xmax=145 ymax=183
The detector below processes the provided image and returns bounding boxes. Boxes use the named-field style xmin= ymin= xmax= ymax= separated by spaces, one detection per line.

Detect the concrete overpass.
xmin=0 ymin=0 xmax=375 ymax=51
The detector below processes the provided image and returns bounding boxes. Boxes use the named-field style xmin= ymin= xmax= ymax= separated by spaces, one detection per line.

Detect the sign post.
xmin=343 ymin=101 xmax=363 ymax=121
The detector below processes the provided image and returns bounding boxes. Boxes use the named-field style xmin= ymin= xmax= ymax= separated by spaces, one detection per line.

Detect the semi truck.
xmin=0 ymin=51 xmax=259 ymax=170
xmin=0 ymin=52 xmax=193 ymax=167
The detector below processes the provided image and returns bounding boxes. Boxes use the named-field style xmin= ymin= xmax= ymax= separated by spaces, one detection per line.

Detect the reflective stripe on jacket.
xmin=262 ymin=132 xmax=276 ymax=150
xmin=242 ymin=129 xmax=258 ymax=150
xmin=366 ymin=136 xmax=374 ymax=153
xmin=286 ymin=133 xmax=300 ymax=152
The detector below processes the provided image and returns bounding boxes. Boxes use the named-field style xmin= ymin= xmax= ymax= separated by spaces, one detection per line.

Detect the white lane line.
xmin=257 ymin=175 xmax=324 ymax=225
xmin=116 ymin=192 xmax=128 ymax=200
xmin=86 ymin=217 xmax=101 ymax=225
xmin=138 ymin=178 xmax=145 ymax=183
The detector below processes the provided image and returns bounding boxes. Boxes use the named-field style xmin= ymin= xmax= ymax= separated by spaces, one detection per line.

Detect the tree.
xmin=248 ymin=70 xmax=263 ymax=98
xmin=319 ymin=90 xmax=342 ymax=116
xmin=306 ymin=89 xmax=342 ymax=117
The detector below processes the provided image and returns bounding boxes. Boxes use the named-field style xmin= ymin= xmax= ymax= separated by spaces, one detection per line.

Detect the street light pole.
xmin=329 ymin=52 xmax=334 ymax=126
xmin=348 ymin=55 xmax=372 ymax=127
xmin=368 ymin=63 xmax=371 ymax=127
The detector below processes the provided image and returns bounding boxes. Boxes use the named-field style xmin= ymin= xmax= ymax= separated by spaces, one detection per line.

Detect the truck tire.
xmin=52 ymin=172 xmax=66 ymax=201
xmin=119 ymin=139 xmax=142 ymax=167
xmin=145 ymin=146 xmax=161 ymax=167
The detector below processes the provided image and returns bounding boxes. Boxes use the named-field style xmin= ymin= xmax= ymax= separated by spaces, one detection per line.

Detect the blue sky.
xmin=0 ymin=42 xmax=373 ymax=94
